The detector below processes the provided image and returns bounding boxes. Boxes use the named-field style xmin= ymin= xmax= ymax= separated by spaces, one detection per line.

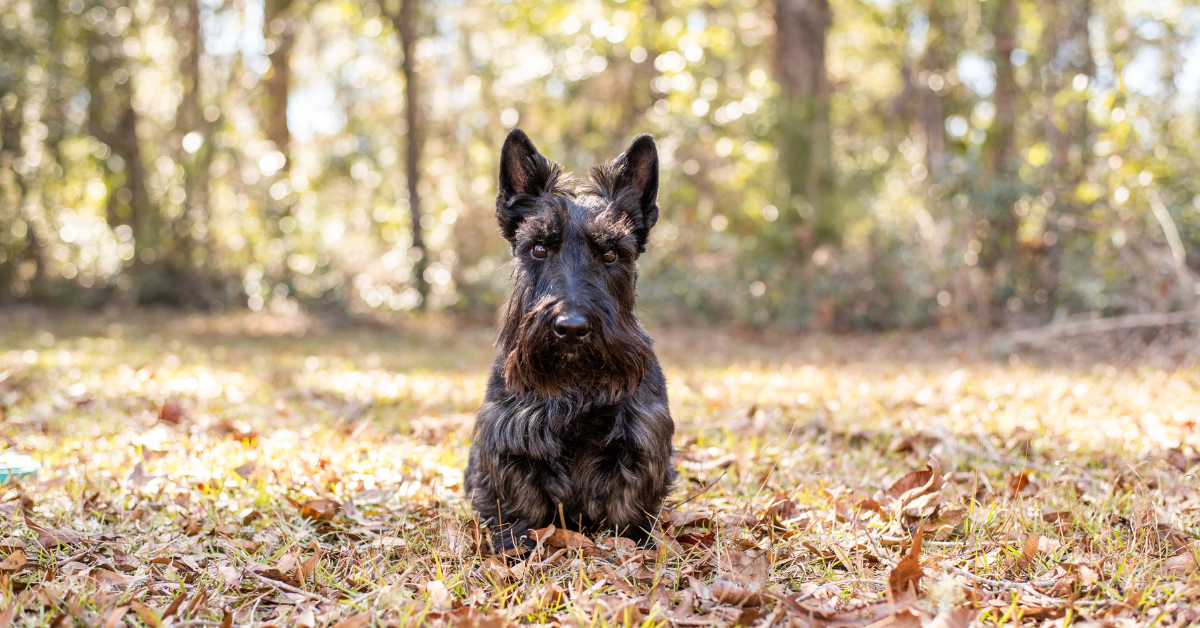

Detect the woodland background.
xmin=2 ymin=0 xmax=1199 ymax=330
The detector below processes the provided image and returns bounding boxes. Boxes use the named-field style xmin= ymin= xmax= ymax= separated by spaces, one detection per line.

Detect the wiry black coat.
xmin=464 ymin=129 xmax=675 ymax=551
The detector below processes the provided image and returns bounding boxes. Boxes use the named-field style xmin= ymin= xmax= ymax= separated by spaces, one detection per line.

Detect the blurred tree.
xmin=387 ymin=0 xmax=429 ymax=310
xmin=774 ymin=0 xmax=834 ymax=246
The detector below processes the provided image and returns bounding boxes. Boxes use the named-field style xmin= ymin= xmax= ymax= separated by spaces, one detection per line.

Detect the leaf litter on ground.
xmin=0 ymin=309 xmax=1199 ymax=626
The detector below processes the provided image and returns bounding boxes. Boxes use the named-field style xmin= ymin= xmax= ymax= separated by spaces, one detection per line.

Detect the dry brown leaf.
xmin=0 ymin=550 xmax=25 ymax=571
xmin=129 ymin=600 xmax=162 ymax=627
xmin=881 ymin=456 xmax=944 ymax=515
xmin=665 ymin=510 xmax=715 ymax=530
xmin=676 ymin=530 xmax=715 ymax=548
xmin=925 ymin=607 xmax=974 ymax=628
xmin=331 ymin=612 xmax=373 ymax=628
xmin=234 ymin=460 xmax=257 ymax=478
xmin=91 ymin=569 xmax=130 ymax=587
xmin=448 ymin=607 xmax=511 ymax=628
xmin=219 ymin=564 xmax=241 ymax=587
xmin=157 ymin=402 xmax=185 ymax=425
xmin=1159 ymin=552 xmax=1198 ymax=577
xmin=220 ymin=611 xmax=233 ymax=628
xmin=1006 ymin=471 xmax=1038 ymax=498
xmin=231 ymin=538 xmax=262 ymax=553
xmin=887 ymin=527 xmax=924 ymax=598
xmin=672 ymin=589 xmax=697 ymax=620
xmin=723 ymin=549 xmax=770 ymax=585
xmin=1011 ymin=533 xmax=1040 ymax=574
xmin=112 ymin=549 xmax=139 ymax=572
xmin=161 ymin=591 xmax=187 ymax=619
xmin=289 ymin=498 xmax=340 ymax=521
xmin=24 ymin=516 xmax=88 ymax=549
xmin=102 ymin=606 xmax=131 ymax=628
xmin=708 ymin=579 xmax=769 ymax=606
xmin=864 ymin=607 xmax=923 ymax=628
xmin=425 ymin=579 xmax=453 ymax=610
xmin=298 ymin=541 xmax=323 ymax=584
xmin=0 ymin=539 xmax=25 ymax=554
xmin=530 ymin=526 xmax=596 ymax=551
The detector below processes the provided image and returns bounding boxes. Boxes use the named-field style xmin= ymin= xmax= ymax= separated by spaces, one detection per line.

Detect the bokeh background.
xmin=1 ymin=0 xmax=1198 ymax=330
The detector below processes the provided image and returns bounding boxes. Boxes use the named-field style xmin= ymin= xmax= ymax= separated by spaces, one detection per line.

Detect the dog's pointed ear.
xmin=497 ymin=128 xmax=558 ymax=242
xmin=611 ymin=134 xmax=659 ymax=251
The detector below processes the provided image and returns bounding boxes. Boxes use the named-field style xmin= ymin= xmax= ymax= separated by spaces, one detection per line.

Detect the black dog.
xmin=464 ymin=129 xmax=675 ymax=552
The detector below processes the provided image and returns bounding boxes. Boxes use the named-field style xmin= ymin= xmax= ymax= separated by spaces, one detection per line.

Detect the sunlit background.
xmin=2 ymin=0 xmax=1199 ymax=329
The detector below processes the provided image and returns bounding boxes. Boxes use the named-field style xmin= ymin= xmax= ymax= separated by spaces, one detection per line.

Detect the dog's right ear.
xmin=497 ymin=128 xmax=554 ymax=242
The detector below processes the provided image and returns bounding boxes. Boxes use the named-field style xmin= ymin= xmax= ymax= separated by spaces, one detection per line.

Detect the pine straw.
xmin=0 ymin=308 xmax=1198 ymax=628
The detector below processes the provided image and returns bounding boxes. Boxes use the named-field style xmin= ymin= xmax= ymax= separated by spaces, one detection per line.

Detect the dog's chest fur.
xmin=466 ymin=356 xmax=674 ymax=545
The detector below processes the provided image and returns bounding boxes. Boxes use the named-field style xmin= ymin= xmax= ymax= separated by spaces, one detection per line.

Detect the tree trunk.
xmin=178 ymin=0 xmax=208 ymax=269
xmin=1039 ymin=0 xmax=1065 ymax=304
xmin=977 ymin=0 xmax=1020 ymax=330
xmin=263 ymin=0 xmax=294 ymax=167
xmin=390 ymin=0 xmax=429 ymax=310
xmin=773 ymin=0 xmax=834 ymax=246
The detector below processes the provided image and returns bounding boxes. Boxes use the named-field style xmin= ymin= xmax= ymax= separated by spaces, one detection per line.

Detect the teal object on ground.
xmin=0 ymin=453 xmax=40 ymax=484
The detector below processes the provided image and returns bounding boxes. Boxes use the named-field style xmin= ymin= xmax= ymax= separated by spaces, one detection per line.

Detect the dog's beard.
xmin=499 ymin=293 xmax=652 ymax=401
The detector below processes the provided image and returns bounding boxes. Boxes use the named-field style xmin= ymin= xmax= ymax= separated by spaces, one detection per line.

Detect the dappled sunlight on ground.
xmin=1 ymin=308 xmax=1199 ymax=626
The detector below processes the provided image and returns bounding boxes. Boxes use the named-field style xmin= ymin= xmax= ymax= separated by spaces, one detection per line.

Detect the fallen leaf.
xmin=425 ymin=579 xmax=453 ymax=610
xmin=219 ymin=564 xmax=241 ymax=587
xmin=925 ymin=607 xmax=974 ymax=628
xmin=0 ymin=539 xmax=26 ymax=554
xmin=448 ymin=607 xmax=510 ymax=628
xmin=102 ymin=606 xmax=131 ymax=628
xmin=665 ymin=510 xmax=715 ymax=530
xmin=887 ymin=527 xmax=924 ymax=598
xmin=0 ymin=550 xmax=25 ymax=571
xmin=1011 ymin=533 xmax=1040 ymax=574
xmin=234 ymin=461 xmax=257 ymax=478
xmin=709 ymin=579 xmax=769 ymax=606
xmin=127 ymin=462 xmax=150 ymax=488
xmin=157 ymin=402 xmax=185 ymax=425
xmin=332 ymin=612 xmax=373 ymax=628
xmin=676 ymin=531 xmax=715 ymax=548
xmin=162 ymin=591 xmax=187 ymax=619
xmin=530 ymin=526 xmax=596 ymax=551
xmin=1159 ymin=552 xmax=1198 ymax=577
xmin=90 ymin=569 xmax=130 ymax=587
xmin=672 ymin=589 xmax=697 ymax=620
xmin=112 ymin=549 xmax=139 ymax=572
xmin=129 ymin=600 xmax=162 ymax=627
xmin=864 ymin=607 xmax=923 ymax=628
xmin=1007 ymin=471 xmax=1038 ymax=498
xmin=289 ymin=498 xmax=340 ymax=521
xmin=881 ymin=456 xmax=944 ymax=514
xmin=24 ymin=516 xmax=88 ymax=549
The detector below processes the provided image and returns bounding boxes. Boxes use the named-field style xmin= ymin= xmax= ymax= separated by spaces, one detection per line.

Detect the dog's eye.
xmin=531 ymin=244 xmax=548 ymax=259
xmin=602 ymin=249 xmax=617 ymax=264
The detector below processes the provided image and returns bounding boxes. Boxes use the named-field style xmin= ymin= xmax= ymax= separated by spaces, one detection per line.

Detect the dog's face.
xmin=494 ymin=129 xmax=659 ymax=400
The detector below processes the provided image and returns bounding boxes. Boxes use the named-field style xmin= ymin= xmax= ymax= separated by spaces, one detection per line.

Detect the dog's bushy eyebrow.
xmin=514 ymin=199 xmax=569 ymax=244
xmin=585 ymin=209 xmax=637 ymax=246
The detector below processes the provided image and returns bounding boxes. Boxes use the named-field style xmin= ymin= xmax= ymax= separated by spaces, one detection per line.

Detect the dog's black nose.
xmin=553 ymin=313 xmax=591 ymax=341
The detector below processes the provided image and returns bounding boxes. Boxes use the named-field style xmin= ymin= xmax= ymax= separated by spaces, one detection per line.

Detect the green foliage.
xmin=0 ymin=0 xmax=1198 ymax=328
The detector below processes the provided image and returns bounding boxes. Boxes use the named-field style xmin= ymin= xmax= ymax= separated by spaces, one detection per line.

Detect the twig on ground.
xmin=793 ymin=579 xmax=887 ymax=601
xmin=246 ymin=569 xmax=327 ymax=602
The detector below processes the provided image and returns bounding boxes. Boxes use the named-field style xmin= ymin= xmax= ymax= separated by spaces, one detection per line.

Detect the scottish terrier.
xmin=464 ymin=129 xmax=675 ymax=552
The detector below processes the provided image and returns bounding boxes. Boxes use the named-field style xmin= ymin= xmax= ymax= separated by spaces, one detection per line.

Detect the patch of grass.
xmin=0 ymin=307 xmax=1198 ymax=627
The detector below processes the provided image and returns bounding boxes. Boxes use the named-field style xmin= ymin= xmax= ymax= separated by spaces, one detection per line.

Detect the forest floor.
xmin=0 ymin=306 xmax=1199 ymax=628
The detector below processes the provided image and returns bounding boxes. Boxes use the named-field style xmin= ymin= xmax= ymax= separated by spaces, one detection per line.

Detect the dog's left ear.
xmin=611 ymin=135 xmax=659 ymax=251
